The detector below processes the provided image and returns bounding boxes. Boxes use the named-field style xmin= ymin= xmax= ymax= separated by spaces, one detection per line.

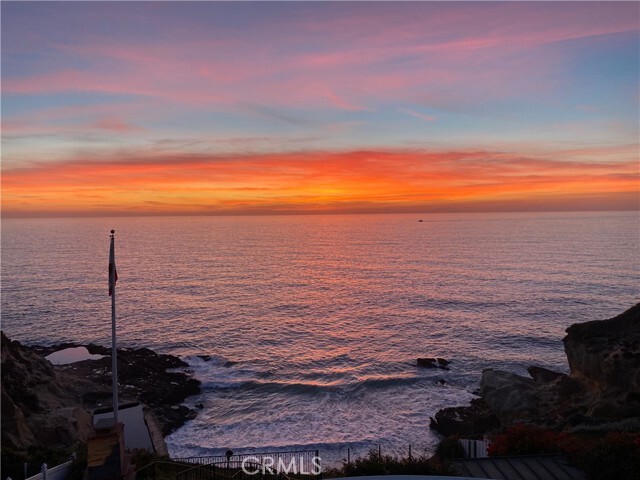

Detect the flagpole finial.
xmin=110 ymin=229 xmax=115 ymax=237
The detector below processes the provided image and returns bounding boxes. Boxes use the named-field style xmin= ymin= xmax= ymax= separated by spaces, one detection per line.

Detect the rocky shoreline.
xmin=1 ymin=332 xmax=201 ymax=454
xmin=3 ymin=304 xmax=639 ymax=465
xmin=430 ymin=303 xmax=640 ymax=438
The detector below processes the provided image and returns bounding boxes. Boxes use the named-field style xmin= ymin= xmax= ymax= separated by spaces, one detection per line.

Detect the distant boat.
xmin=418 ymin=219 xmax=423 ymax=222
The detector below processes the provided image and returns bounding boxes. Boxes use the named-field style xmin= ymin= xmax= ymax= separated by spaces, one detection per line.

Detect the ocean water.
xmin=2 ymin=211 xmax=639 ymax=464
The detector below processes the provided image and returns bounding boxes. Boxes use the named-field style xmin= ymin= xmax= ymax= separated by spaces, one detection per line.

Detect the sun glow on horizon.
xmin=3 ymin=148 xmax=638 ymax=217
xmin=2 ymin=2 xmax=638 ymax=217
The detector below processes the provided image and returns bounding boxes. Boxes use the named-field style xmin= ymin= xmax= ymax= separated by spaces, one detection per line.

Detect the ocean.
xmin=2 ymin=211 xmax=638 ymax=465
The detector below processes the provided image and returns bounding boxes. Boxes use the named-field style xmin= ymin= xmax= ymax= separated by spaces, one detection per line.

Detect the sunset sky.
xmin=2 ymin=1 xmax=639 ymax=217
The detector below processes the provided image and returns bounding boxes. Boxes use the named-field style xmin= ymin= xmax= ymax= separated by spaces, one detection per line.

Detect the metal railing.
xmin=135 ymin=451 xmax=321 ymax=480
xmin=174 ymin=462 xmax=269 ymax=480
xmin=135 ymin=460 xmax=196 ymax=480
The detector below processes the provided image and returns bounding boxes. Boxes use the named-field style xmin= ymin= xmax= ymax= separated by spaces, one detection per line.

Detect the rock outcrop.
xmin=1 ymin=332 xmax=201 ymax=453
xmin=527 ymin=366 xmax=565 ymax=384
xmin=417 ymin=357 xmax=450 ymax=369
xmin=32 ymin=343 xmax=202 ymax=435
xmin=429 ymin=398 xmax=499 ymax=437
xmin=563 ymin=303 xmax=640 ymax=419
xmin=479 ymin=369 xmax=538 ymax=423
xmin=1 ymin=332 xmax=94 ymax=451
xmin=430 ymin=304 xmax=640 ymax=437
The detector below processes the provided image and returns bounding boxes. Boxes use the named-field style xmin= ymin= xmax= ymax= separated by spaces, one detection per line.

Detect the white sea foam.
xmin=167 ymin=353 xmax=478 ymax=466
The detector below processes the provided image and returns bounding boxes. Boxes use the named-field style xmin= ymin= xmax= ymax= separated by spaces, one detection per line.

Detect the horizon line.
xmin=3 ymin=206 xmax=638 ymax=221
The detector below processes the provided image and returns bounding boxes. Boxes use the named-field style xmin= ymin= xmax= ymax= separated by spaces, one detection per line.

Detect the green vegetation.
xmin=1 ymin=445 xmax=86 ymax=480
xmin=130 ymin=449 xmax=172 ymax=470
xmin=434 ymin=436 xmax=466 ymax=460
xmin=131 ymin=451 xmax=190 ymax=480
xmin=323 ymin=446 xmax=458 ymax=477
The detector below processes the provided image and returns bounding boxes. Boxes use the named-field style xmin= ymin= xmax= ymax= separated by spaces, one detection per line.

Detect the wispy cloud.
xmin=3 ymin=147 xmax=637 ymax=216
xmin=2 ymin=2 xmax=638 ymax=216
xmin=398 ymin=108 xmax=437 ymax=122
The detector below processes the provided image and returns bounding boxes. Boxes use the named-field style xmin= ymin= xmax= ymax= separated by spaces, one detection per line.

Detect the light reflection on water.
xmin=2 ymin=211 xmax=638 ymax=463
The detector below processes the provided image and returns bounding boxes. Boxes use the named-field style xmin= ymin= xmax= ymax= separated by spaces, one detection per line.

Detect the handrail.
xmin=135 ymin=461 xmax=193 ymax=474
xmin=135 ymin=450 xmax=321 ymax=480
xmin=175 ymin=450 xmax=318 ymax=461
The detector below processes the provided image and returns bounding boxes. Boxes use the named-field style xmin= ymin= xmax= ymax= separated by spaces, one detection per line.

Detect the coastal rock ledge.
xmin=1 ymin=332 xmax=201 ymax=453
xmin=431 ymin=303 xmax=640 ymax=437
xmin=563 ymin=303 xmax=640 ymax=419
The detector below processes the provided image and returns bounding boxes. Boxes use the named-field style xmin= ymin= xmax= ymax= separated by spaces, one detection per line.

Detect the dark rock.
xmin=1 ymin=389 xmax=35 ymax=449
xmin=1 ymin=331 xmax=201 ymax=453
xmin=558 ymin=375 xmax=586 ymax=399
xmin=1 ymin=332 xmax=93 ymax=452
xmin=430 ymin=398 xmax=500 ymax=437
xmin=159 ymin=405 xmax=197 ymax=436
xmin=417 ymin=357 xmax=449 ymax=369
xmin=528 ymin=366 xmax=566 ymax=384
xmin=82 ymin=391 xmax=112 ymax=405
xmin=563 ymin=303 xmax=640 ymax=419
xmin=566 ymin=413 xmax=593 ymax=427
xmin=417 ymin=357 xmax=437 ymax=368
xmin=433 ymin=304 xmax=640 ymax=435
xmin=627 ymin=391 xmax=640 ymax=403
xmin=480 ymin=369 xmax=538 ymax=422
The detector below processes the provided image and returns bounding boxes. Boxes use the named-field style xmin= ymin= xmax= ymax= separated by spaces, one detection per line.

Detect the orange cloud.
xmin=2 ymin=148 xmax=638 ymax=217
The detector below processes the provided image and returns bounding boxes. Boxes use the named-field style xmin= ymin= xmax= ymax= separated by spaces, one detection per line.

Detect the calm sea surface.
xmin=2 ymin=212 xmax=639 ymax=463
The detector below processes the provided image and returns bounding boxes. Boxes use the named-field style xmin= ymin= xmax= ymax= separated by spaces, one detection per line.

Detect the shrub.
xmin=66 ymin=444 xmax=87 ymax=480
xmin=332 ymin=448 xmax=456 ymax=477
xmin=568 ymin=432 xmax=640 ymax=480
xmin=488 ymin=425 xmax=640 ymax=480
xmin=1 ymin=446 xmax=85 ymax=480
xmin=435 ymin=436 xmax=466 ymax=459
xmin=488 ymin=424 xmax=569 ymax=456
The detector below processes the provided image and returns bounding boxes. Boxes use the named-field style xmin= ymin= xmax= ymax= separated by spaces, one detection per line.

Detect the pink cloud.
xmin=398 ymin=108 xmax=437 ymax=122
xmin=5 ymin=2 xmax=636 ymax=115
xmin=92 ymin=117 xmax=145 ymax=133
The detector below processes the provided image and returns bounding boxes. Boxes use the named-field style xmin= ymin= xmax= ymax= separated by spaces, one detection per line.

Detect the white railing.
xmin=459 ymin=438 xmax=489 ymax=458
xmin=24 ymin=461 xmax=73 ymax=480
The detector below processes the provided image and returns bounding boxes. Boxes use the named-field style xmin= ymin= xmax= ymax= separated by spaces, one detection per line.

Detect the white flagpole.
xmin=109 ymin=229 xmax=119 ymax=423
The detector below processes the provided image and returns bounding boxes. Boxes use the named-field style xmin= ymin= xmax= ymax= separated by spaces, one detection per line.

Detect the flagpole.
xmin=110 ymin=229 xmax=119 ymax=423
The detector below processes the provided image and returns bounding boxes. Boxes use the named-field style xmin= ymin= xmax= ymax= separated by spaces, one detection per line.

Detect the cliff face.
xmin=563 ymin=303 xmax=640 ymax=418
xmin=1 ymin=332 xmax=93 ymax=451
xmin=482 ymin=304 xmax=640 ymax=426
xmin=1 ymin=332 xmax=201 ymax=454
xmin=431 ymin=304 xmax=640 ymax=437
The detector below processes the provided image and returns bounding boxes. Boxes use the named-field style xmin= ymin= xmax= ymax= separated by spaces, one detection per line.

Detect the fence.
xmin=343 ymin=443 xmax=420 ymax=465
xmin=458 ymin=439 xmax=490 ymax=458
xmin=24 ymin=461 xmax=73 ymax=480
xmin=135 ymin=451 xmax=321 ymax=480
xmin=135 ymin=460 xmax=196 ymax=480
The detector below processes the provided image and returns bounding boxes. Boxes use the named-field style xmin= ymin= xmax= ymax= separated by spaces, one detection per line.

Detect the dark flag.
xmin=109 ymin=231 xmax=118 ymax=296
